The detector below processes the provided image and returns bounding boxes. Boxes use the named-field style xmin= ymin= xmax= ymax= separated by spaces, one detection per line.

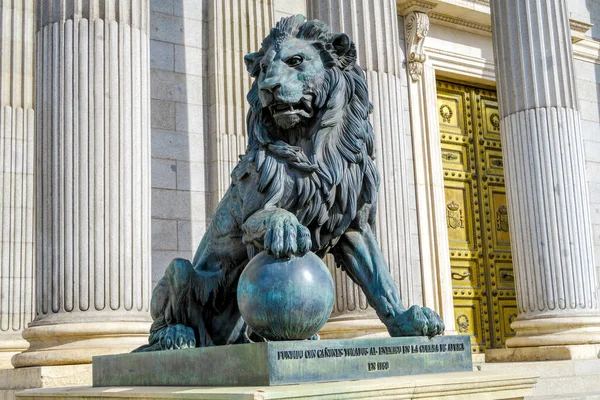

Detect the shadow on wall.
xmin=149 ymin=0 xmax=210 ymax=288
xmin=585 ymin=0 xmax=600 ymax=39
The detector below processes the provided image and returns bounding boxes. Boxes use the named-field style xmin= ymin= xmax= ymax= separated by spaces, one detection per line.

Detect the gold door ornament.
xmin=446 ymin=201 xmax=464 ymax=229
xmin=496 ymin=205 xmax=509 ymax=232
xmin=490 ymin=113 xmax=500 ymax=131
xmin=438 ymin=80 xmax=517 ymax=353
xmin=439 ymin=104 xmax=453 ymax=123
xmin=456 ymin=314 xmax=470 ymax=333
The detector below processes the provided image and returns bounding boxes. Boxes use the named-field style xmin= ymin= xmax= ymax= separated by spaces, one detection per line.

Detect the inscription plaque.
xmin=94 ymin=335 xmax=472 ymax=387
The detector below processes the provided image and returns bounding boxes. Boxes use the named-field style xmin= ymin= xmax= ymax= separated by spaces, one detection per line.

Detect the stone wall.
xmin=576 ymin=59 xmax=600 ymax=283
xmin=149 ymin=0 xmax=209 ymax=287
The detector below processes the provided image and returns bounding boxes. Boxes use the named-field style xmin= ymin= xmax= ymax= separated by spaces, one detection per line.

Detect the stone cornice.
xmin=397 ymin=0 xmax=596 ymax=46
xmin=570 ymin=19 xmax=594 ymax=43
xmin=428 ymin=12 xmax=491 ymax=35
xmin=570 ymin=19 xmax=594 ymax=33
xmin=396 ymin=0 xmax=436 ymax=16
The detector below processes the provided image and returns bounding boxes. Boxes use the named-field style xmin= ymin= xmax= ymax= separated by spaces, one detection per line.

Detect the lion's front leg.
xmin=242 ymin=207 xmax=312 ymax=258
xmin=332 ymin=225 xmax=444 ymax=338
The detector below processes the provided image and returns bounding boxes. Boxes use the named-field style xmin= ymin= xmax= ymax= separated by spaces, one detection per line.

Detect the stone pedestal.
xmin=93 ymin=336 xmax=472 ymax=387
xmin=488 ymin=0 xmax=600 ymax=361
xmin=307 ymin=0 xmax=422 ymax=335
xmin=12 ymin=1 xmax=152 ymax=368
xmin=0 ymin=0 xmax=36 ymax=369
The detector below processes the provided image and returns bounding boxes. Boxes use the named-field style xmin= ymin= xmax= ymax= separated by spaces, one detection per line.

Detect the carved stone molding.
xmin=396 ymin=0 xmax=436 ymax=16
xmin=405 ymin=11 xmax=430 ymax=82
xmin=569 ymin=19 xmax=594 ymax=43
xmin=428 ymin=12 xmax=492 ymax=34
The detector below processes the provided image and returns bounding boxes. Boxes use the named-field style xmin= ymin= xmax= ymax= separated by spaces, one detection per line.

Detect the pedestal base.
xmin=11 ymin=322 xmax=150 ymax=368
xmin=14 ymin=371 xmax=538 ymax=400
xmin=486 ymin=344 xmax=600 ymax=362
xmin=94 ymin=336 xmax=472 ymax=387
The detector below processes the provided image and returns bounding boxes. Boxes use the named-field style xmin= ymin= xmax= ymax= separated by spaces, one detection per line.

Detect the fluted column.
xmin=207 ymin=0 xmax=274 ymax=211
xmin=307 ymin=0 xmax=420 ymax=337
xmin=0 ymin=0 xmax=35 ymax=369
xmin=488 ymin=0 xmax=600 ymax=361
xmin=13 ymin=0 xmax=152 ymax=368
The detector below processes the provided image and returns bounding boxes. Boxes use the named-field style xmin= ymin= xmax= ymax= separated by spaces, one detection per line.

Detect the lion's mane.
xmin=241 ymin=16 xmax=380 ymax=252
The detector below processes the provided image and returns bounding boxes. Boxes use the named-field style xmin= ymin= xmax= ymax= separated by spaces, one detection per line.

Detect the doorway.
xmin=437 ymin=80 xmax=516 ymax=354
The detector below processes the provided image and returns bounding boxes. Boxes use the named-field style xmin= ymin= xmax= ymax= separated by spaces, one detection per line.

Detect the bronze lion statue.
xmin=139 ymin=15 xmax=444 ymax=351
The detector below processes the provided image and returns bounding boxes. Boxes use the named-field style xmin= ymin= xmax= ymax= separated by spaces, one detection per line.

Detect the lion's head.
xmin=241 ymin=16 xmax=379 ymax=250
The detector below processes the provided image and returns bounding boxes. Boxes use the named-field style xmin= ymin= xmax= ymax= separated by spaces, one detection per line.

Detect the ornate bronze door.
xmin=437 ymin=80 xmax=517 ymax=354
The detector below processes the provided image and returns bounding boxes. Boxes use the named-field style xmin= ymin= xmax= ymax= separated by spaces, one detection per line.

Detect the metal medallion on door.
xmin=437 ymin=80 xmax=517 ymax=354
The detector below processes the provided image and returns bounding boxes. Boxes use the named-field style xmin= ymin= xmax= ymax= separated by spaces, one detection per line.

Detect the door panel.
xmin=437 ymin=80 xmax=516 ymax=353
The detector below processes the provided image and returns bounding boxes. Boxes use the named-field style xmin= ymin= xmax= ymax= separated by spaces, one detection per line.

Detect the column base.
xmin=507 ymin=316 xmax=600 ymax=347
xmin=0 ymin=339 xmax=28 ymax=369
xmin=11 ymin=321 xmax=150 ymax=368
xmin=319 ymin=318 xmax=389 ymax=339
xmin=486 ymin=316 xmax=600 ymax=362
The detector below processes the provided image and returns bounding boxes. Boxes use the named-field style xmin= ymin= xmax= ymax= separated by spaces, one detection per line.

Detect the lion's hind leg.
xmin=136 ymin=258 xmax=215 ymax=352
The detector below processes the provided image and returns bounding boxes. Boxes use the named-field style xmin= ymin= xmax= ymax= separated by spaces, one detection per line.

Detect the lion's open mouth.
xmin=269 ymin=97 xmax=314 ymax=120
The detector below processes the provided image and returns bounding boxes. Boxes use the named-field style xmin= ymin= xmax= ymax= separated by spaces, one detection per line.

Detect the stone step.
xmin=526 ymin=392 xmax=600 ymax=400
xmin=477 ymin=359 xmax=600 ymax=397
xmin=14 ymin=371 xmax=539 ymax=400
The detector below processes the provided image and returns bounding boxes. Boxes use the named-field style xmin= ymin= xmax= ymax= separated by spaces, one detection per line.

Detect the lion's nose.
xmin=260 ymin=80 xmax=281 ymax=93
xmin=259 ymin=82 xmax=281 ymax=106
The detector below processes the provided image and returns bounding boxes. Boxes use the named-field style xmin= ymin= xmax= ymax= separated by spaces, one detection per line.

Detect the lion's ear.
xmin=332 ymin=33 xmax=357 ymax=70
xmin=244 ymin=52 xmax=263 ymax=77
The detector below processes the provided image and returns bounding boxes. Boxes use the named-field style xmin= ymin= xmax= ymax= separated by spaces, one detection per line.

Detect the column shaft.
xmin=0 ymin=0 xmax=35 ymax=368
xmin=489 ymin=0 xmax=600 ymax=359
xmin=307 ymin=0 xmax=419 ymax=335
xmin=13 ymin=0 xmax=152 ymax=368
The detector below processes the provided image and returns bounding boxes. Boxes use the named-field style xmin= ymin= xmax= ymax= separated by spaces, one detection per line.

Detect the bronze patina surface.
xmin=138 ymin=14 xmax=444 ymax=354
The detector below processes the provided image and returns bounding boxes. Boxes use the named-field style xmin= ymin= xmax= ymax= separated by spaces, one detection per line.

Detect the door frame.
xmin=406 ymin=22 xmax=497 ymax=337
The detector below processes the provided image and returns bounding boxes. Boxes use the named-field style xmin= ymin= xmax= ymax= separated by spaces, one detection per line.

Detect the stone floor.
xmin=477 ymin=359 xmax=600 ymax=399
xmin=3 ymin=357 xmax=600 ymax=399
xmin=13 ymin=371 xmax=537 ymax=400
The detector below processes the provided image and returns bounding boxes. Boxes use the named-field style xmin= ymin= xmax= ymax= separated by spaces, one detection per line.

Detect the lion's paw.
xmin=263 ymin=210 xmax=312 ymax=258
xmin=390 ymin=305 xmax=445 ymax=338
xmin=157 ymin=324 xmax=196 ymax=350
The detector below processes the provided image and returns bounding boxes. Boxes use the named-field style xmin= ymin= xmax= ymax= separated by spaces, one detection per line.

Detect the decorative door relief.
xmin=446 ymin=201 xmax=464 ymax=229
xmin=438 ymin=81 xmax=517 ymax=354
xmin=496 ymin=205 xmax=509 ymax=233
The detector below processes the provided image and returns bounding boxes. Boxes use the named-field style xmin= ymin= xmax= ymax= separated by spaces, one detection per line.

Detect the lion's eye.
xmin=285 ymin=55 xmax=304 ymax=67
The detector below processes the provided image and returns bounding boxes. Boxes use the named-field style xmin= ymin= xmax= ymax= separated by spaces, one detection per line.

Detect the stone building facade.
xmin=0 ymin=0 xmax=599 ymax=376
